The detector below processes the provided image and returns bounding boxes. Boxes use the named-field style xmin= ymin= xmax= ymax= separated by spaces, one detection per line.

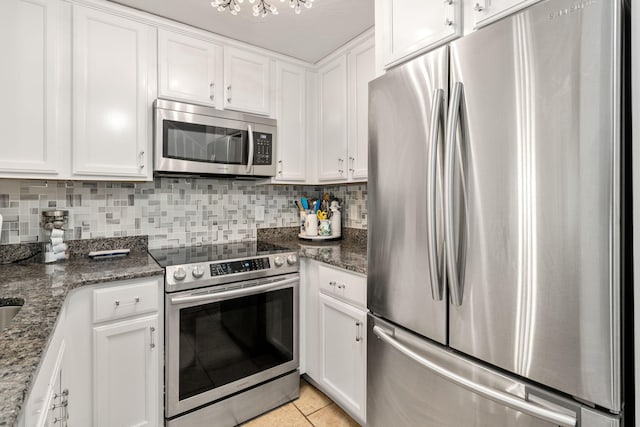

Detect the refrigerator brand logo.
xmin=548 ymin=0 xmax=595 ymax=20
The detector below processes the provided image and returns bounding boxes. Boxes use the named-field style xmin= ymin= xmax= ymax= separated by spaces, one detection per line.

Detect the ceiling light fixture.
xmin=211 ymin=0 xmax=313 ymax=17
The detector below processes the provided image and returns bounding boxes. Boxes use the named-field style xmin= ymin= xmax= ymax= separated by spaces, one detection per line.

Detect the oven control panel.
xmin=210 ymin=257 xmax=271 ymax=276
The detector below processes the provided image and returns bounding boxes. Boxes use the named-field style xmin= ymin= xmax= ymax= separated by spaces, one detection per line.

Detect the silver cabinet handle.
xmin=372 ymin=325 xmax=577 ymax=427
xmin=170 ymin=277 xmax=298 ymax=305
xmin=355 ymin=321 xmax=362 ymax=342
xmin=278 ymin=159 xmax=283 ymax=175
xmin=115 ymin=297 xmax=140 ymax=307
xmin=150 ymin=326 xmax=156 ymax=349
xmin=338 ymin=158 xmax=344 ymax=174
xmin=337 ymin=283 xmax=345 ymax=289
xmin=227 ymin=85 xmax=232 ymax=103
xmin=444 ymin=82 xmax=464 ymax=306
xmin=209 ymin=82 xmax=215 ymax=101
xmin=139 ymin=150 xmax=145 ymax=170
xmin=427 ymin=88 xmax=445 ymax=301
xmin=247 ymin=124 xmax=254 ymax=173
xmin=348 ymin=156 xmax=355 ymax=173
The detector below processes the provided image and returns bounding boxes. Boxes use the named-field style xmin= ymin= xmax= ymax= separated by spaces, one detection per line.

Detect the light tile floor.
xmin=241 ymin=378 xmax=361 ymax=427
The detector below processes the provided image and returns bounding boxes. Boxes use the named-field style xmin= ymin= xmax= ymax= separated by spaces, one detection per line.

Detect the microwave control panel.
xmin=253 ymin=133 xmax=272 ymax=165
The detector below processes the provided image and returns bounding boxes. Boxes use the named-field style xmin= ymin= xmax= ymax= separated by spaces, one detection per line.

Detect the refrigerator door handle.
xmin=372 ymin=325 xmax=577 ymax=427
xmin=444 ymin=82 xmax=464 ymax=306
xmin=427 ymin=88 xmax=446 ymax=301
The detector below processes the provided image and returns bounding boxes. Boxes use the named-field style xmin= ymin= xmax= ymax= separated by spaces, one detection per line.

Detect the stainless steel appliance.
xmin=368 ymin=0 xmax=632 ymax=425
xmin=154 ymin=99 xmax=277 ymax=178
xmin=149 ymin=242 xmax=300 ymax=427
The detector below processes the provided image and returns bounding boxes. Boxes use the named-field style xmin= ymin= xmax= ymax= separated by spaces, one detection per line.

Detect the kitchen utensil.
xmin=301 ymin=198 xmax=309 ymax=210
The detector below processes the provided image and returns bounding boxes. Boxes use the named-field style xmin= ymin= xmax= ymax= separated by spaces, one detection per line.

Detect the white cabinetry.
xmin=0 ymin=0 xmax=69 ymax=179
xmin=304 ymin=260 xmax=367 ymax=424
xmin=93 ymin=315 xmax=159 ymax=427
xmin=472 ymin=0 xmax=541 ymax=29
xmin=91 ymin=277 xmax=161 ymax=427
xmin=19 ymin=307 xmax=67 ymax=427
xmin=317 ymin=56 xmax=348 ymax=181
xmin=72 ymin=5 xmax=156 ymax=180
xmin=347 ymin=39 xmax=375 ymax=181
xmin=315 ymin=33 xmax=374 ymax=184
xmin=158 ymin=29 xmax=221 ymax=107
xmin=319 ymin=293 xmax=366 ymax=424
xmin=274 ymin=62 xmax=307 ymax=182
xmin=376 ymin=0 xmax=461 ymax=69
xmin=224 ymin=47 xmax=271 ymax=116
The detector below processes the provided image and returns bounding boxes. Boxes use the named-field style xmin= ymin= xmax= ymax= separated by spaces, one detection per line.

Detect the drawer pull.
xmin=150 ymin=326 xmax=156 ymax=349
xmin=115 ymin=297 xmax=140 ymax=307
xmin=329 ymin=281 xmax=336 ymax=287
xmin=355 ymin=321 xmax=362 ymax=342
xmin=337 ymin=284 xmax=345 ymax=290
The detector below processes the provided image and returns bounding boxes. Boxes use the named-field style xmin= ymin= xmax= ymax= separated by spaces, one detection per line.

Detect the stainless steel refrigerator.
xmin=367 ymin=0 xmax=632 ymax=425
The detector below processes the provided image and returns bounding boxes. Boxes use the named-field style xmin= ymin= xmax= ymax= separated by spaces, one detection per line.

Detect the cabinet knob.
xmin=444 ymin=18 xmax=454 ymax=26
xmin=474 ymin=2 xmax=485 ymax=11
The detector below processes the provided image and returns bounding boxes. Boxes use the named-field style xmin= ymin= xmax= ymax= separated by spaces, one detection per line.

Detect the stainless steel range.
xmin=149 ymin=242 xmax=300 ymax=427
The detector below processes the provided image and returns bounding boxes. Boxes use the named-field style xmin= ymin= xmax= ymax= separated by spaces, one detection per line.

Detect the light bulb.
xmin=231 ymin=9 xmax=238 ymax=14
xmin=295 ymin=5 xmax=300 ymax=13
xmin=305 ymin=1 xmax=312 ymax=8
xmin=249 ymin=0 xmax=255 ymax=3
xmin=234 ymin=4 xmax=240 ymax=11
xmin=253 ymin=9 xmax=259 ymax=15
xmin=289 ymin=2 xmax=294 ymax=7
xmin=238 ymin=0 xmax=243 ymax=3
xmin=272 ymin=7 xmax=279 ymax=14
xmin=218 ymin=6 xmax=225 ymax=11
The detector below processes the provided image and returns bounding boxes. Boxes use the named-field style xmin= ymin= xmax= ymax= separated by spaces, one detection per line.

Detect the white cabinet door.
xmin=158 ymin=29 xmax=220 ymax=107
xmin=348 ymin=39 xmax=375 ymax=182
xmin=0 ymin=0 xmax=68 ymax=178
xmin=317 ymin=56 xmax=348 ymax=181
xmin=93 ymin=314 xmax=159 ymax=427
xmin=377 ymin=0 xmax=461 ymax=69
xmin=274 ymin=62 xmax=306 ymax=182
xmin=472 ymin=0 xmax=540 ymax=28
xmin=319 ymin=292 xmax=366 ymax=424
xmin=223 ymin=47 xmax=271 ymax=115
xmin=72 ymin=6 xmax=155 ymax=180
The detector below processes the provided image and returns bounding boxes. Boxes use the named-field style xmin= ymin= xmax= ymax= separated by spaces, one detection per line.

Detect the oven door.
xmin=165 ymin=274 xmax=299 ymax=418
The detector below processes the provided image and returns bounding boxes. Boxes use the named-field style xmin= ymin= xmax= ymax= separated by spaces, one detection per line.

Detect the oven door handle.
xmin=169 ymin=277 xmax=298 ymax=305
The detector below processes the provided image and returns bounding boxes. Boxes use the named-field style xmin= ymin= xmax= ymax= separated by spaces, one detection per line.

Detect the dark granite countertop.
xmin=257 ymin=227 xmax=368 ymax=275
xmin=0 ymin=251 xmax=163 ymax=426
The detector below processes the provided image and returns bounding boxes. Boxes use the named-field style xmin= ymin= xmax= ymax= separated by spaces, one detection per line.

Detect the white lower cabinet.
xmin=303 ymin=260 xmax=367 ymax=425
xmin=19 ymin=307 xmax=67 ymax=427
xmin=93 ymin=314 xmax=159 ymax=427
xmin=20 ymin=276 xmax=163 ymax=426
xmin=319 ymin=293 xmax=366 ymax=424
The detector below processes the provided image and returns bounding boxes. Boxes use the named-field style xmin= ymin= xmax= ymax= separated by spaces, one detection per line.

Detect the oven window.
xmin=163 ymin=120 xmax=249 ymax=165
xmin=178 ymin=287 xmax=294 ymax=401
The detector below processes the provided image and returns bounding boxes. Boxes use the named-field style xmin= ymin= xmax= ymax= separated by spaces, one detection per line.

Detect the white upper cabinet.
xmin=158 ymin=29 xmax=221 ymax=107
xmin=472 ymin=0 xmax=541 ymax=28
xmin=317 ymin=56 xmax=348 ymax=181
xmin=72 ymin=5 xmax=156 ymax=180
xmin=224 ymin=47 xmax=272 ymax=116
xmin=0 ymin=0 xmax=69 ymax=179
xmin=347 ymin=38 xmax=375 ymax=181
xmin=376 ymin=0 xmax=461 ymax=69
xmin=274 ymin=62 xmax=307 ymax=182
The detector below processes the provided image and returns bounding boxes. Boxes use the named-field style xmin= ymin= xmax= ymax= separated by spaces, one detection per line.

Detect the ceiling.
xmin=108 ymin=0 xmax=374 ymax=63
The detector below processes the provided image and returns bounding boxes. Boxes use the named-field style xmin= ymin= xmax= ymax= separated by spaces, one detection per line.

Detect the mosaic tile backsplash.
xmin=0 ymin=178 xmax=367 ymax=249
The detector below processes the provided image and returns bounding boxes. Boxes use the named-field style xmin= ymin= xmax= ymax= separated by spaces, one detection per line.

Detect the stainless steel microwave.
xmin=154 ymin=99 xmax=277 ymax=178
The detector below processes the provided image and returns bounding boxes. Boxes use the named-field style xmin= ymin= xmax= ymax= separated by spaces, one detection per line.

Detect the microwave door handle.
xmin=247 ymin=124 xmax=254 ymax=173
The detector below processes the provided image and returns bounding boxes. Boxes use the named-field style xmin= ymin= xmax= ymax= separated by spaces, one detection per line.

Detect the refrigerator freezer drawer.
xmin=367 ymin=314 xmax=620 ymax=427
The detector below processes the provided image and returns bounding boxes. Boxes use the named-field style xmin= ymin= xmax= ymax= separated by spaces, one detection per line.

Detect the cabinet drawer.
xmin=318 ymin=264 xmax=366 ymax=308
xmin=93 ymin=278 xmax=160 ymax=323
